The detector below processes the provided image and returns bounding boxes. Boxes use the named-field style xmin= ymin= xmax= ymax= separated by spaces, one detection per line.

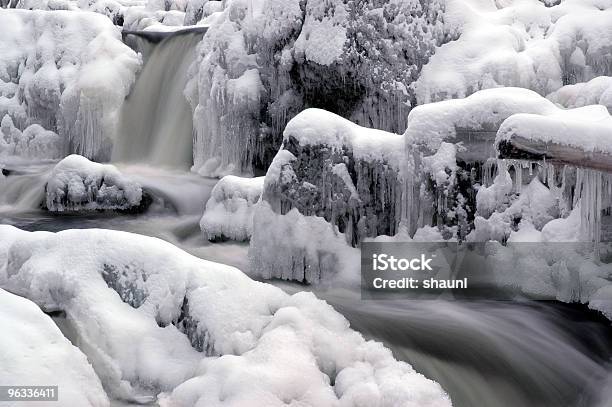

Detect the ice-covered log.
xmin=415 ymin=0 xmax=612 ymax=104
xmin=0 ymin=226 xmax=452 ymax=406
xmin=0 ymin=9 xmax=140 ymax=160
xmin=200 ymin=175 xmax=264 ymax=241
xmin=45 ymin=154 xmax=146 ymax=212
xmin=496 ymin=105 xmax=612 ymax=171
xmin=0 ymin=288 xmax=110 ymax=406
xmin=186 ymin=0 xmax=448 ymax=175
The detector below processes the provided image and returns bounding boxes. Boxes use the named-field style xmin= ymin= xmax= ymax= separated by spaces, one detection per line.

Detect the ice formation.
xmin=200 ymin=175 xmax=264 ymax=241
xmin=0 ymin=226 xmax=452 ymax=406
xmin=415 ymin=0 xmax=612 ymax=104
xmin=186 ymin=0 xmax=448 ymax=176
xmin=0 ymin=9 xmax=140 ymax=160
xmin=45 ymin=154 xmax=145 ymax=212
xmin=0 ymin=114 xmax=64 ymax=160
xmin=0 ymin=288 xmax=110 ymax=407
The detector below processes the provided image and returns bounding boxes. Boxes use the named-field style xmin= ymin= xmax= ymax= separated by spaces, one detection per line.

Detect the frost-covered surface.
xmin=548 ymin=76 xmax=612 ymax=113
xmin=0 ymin=226 xmax=452 ymax=406
xmin=415 ymin=0 xmax=612 ymax=104
xmin=45 ymin=154 xmax=143 ymax=212
xmin=186 ymin=0 xmax=448 ymax=175
xmin=200 ymin=175 xmax=263 ymax=241
xmin=0 ymin=9 xmax=140 ymax=160
xmin=0 ymin=288 xmax=109 ymax=406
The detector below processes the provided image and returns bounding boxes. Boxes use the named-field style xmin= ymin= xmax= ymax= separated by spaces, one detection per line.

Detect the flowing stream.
xmin=2 ymin=163 xmax=612 ymax=407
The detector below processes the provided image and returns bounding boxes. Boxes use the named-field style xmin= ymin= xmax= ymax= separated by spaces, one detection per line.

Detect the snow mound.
xmin=415 ymin=0 xmax=612 ymax=104
xmin=548 ymin=76 xmax=612 ymax=113
xmin=0 ymin=226 xmax=452 ymax=406
xmin=0 ymin=9 xmax=140 ymax=160
xmin=0 ymin=288 xmax=109 ymax=407
xmin=45 ymin=154 xmax=144 ymax=212
xmin=405 ymin=87 xmax=558 ymax=153
xmin=200 ymin=175 xmax=264 ymax=241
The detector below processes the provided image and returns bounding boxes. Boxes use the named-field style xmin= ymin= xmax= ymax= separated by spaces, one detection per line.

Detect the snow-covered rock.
xmin=0 ymin=9 xmax=140 ymax=160
xmin=0 ymin=225 xmax=452 ymax=406
xmin=415 ymin=0 xmax=612 ymax=104
xmin=45 ymin=154 xmax=145 ymax=212
xmin=0 ymin=288 xmax=110 ymax=406
xmin=248 ymin=109 xmax=408 ymax=283
xmin=200 ymin=175 xmax=264 ymax=241
xmin=186 ymin=0 xmax=447 ymax=176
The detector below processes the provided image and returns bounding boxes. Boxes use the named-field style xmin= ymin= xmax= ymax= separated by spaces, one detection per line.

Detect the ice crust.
xmin=0 ymin=226 xmax=452 ymax=407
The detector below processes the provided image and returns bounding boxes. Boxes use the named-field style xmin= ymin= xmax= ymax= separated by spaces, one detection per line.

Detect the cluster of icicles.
xmin=482 ymin=158 xmax=612 ymax=245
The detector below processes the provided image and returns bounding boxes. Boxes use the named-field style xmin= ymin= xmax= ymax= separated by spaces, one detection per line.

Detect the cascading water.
xmin=112 ymin=30 xmax=204 ymax=169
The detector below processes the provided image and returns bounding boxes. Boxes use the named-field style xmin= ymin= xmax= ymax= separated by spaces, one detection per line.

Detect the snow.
xmin=283 ymin=109 xmax=405 ymax=169
xmin=496 ymin=105 xmax=612 ymax=155
xmin=200 ymin=175 xmax=264 ymax=241
xmin=0 ymin=9 xmax=140 ymax=160
xmin=0 ymin=114 xmax=64 ymax=160
xmin=0 ymin=288 xmax=109 ymax=407
xmin=415 ymin=0 xmax=612 ymax=104
xmin=45 ymin=154 xmax=143 ymax=212
xmin=249 ymin=201 xmax=361 ymax=285
xmin=405 ymin=87 xmax=558 ymax=152
xmin=0 ymin=225 xmax=452 ymax=406
xmin=547 ymin=76 xmax=612 ymax=113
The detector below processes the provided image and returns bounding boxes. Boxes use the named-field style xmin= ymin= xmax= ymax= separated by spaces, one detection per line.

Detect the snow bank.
xmin=0 ymin=288 xmax=109 ymax=407
xmin=200 ymin=175 xmax=264 ymax=241
xmin=0 ymin=226 xmax=452 ymax=406
xmin=415 ymin=0 xmax=612 ymax=104
xmin=45 ymin=154 xmax=144 ymax=212
xmin=548 ymin=76 xmax=612 ymax=113
xmin=186 ymin=0 xmax=447 ymax=175
xmin=0 ymin=9 xmax=140 ymax=160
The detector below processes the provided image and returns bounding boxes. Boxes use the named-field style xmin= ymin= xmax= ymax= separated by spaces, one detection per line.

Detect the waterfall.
xmin=112 ymin=29 xmax=205 ymax=169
